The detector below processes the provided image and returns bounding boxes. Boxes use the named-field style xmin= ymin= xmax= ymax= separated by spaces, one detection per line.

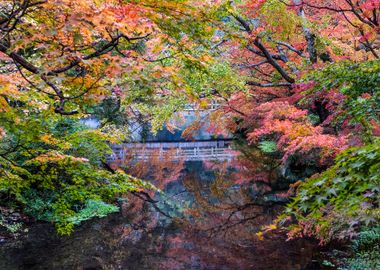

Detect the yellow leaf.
xmin=256 ymin=231 xmax=264 ymax=241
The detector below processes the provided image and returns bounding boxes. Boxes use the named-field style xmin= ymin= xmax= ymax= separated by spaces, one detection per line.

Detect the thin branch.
xmin=236 ymin=60 xmax=269 ymax=69
xmin=246 ymin=45 xmax=285 ymax=61
xmin=231 ymin=14 xmax=252 ymax=33
xmin=275 ymin=41 xmax=305 ymax=57
xmin=247 ymin=81 xmax=292 ymax=87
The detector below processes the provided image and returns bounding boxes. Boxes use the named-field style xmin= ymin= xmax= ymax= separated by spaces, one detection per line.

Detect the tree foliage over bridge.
xmin=0 ymin=1 xmax=379 ymax=267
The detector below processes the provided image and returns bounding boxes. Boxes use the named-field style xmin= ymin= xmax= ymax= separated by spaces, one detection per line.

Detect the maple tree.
xmin=204 ymin=1 xmax=380 ymax=252
xmin=0 ymin=0 xmax=228 ymax=117
xmin=204 ymin=0 xmax=379 ymax=167
xmin=0 ymin=0 xmax=234 ymax=234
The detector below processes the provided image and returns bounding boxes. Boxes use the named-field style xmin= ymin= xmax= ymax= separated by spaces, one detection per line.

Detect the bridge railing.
xmin=182 ymin=101 xmax=220 ymax=111
xmin=107 ymin=140 xmax=236 ymax=162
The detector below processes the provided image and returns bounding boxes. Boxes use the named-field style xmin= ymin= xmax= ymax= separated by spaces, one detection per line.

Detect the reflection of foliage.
xmin=111 ymin=148 xmax=185 ymax=190
xmin=182 ymin=160 xmax=276 ymax=241
xmin=109 ymin=148 xmax=186 ymax=219
xmin=157 ymin=159 xmax=316 ymax=269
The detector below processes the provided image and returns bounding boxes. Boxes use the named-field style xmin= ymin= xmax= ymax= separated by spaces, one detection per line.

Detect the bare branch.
xmin=236 ymin=60 xmax=269 ymax=69
xmin=275 ymin=41 xmax=305 ymax=57
xmin=253 ymin=38 xmax=295 ymax=83
xmin=247 ymin=81 xmax=292 ymax=87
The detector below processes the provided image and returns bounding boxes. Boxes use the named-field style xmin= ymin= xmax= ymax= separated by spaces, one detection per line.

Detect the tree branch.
xmin=247 ymin=81 xmax=292 ymax=87
xmin=253 ymin=38 xmax=295 ymax=83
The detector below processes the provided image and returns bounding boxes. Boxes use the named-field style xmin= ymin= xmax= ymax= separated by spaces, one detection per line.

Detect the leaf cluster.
xmin=280 ymin=141 xmax=380 ymax=241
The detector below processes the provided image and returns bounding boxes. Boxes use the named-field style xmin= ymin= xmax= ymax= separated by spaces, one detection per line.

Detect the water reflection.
xmin=0 ymin=150 xmax=320 ymax=270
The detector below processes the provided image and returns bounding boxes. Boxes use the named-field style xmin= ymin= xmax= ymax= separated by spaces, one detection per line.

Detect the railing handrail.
xmin=112 ymin=140 xmax=230 ymax=149
xmin=108 ymin=139 xmax=235 ymax=162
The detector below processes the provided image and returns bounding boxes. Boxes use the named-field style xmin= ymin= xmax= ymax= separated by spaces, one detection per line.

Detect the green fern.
xmin=258 ymin=141 xmax=277 ymax=153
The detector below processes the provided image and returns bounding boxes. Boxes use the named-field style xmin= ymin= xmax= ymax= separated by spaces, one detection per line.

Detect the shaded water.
xmin=0 ymin=160 xmax=321 ymax=270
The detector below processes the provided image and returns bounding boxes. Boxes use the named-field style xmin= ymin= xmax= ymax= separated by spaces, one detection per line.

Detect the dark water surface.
xmin=0 ymin=160 xmax=321 ymax=270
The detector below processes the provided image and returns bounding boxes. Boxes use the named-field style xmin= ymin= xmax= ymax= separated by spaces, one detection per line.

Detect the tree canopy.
xmin=0 ymin=0 xmax=241 ymax=234
xmin=0 ymin=2 xmax=380 ymax=268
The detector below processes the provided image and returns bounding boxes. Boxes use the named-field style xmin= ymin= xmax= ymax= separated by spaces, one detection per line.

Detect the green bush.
xmin=280 ymin=140 xmax=380 ymax=241
xmin=338 ymin=227 xmax=380 ymax=270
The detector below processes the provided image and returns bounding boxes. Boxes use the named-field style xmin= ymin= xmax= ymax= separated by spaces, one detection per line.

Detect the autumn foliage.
xmin=0 ymin=4 xmax=379 ymax=265
xmin=211 ymin=0 xmax=380 ymax=246
xmin=0 ymin=0 xmax=223 ymax=234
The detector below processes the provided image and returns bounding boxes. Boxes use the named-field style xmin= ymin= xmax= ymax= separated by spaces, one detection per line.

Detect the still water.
xmin=0 ymin=158 xmax=320 ymax=270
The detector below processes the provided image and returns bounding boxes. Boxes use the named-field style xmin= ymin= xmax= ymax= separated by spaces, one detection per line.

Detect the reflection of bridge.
xmin=108 ymin=140 xmax=236 ymax=162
